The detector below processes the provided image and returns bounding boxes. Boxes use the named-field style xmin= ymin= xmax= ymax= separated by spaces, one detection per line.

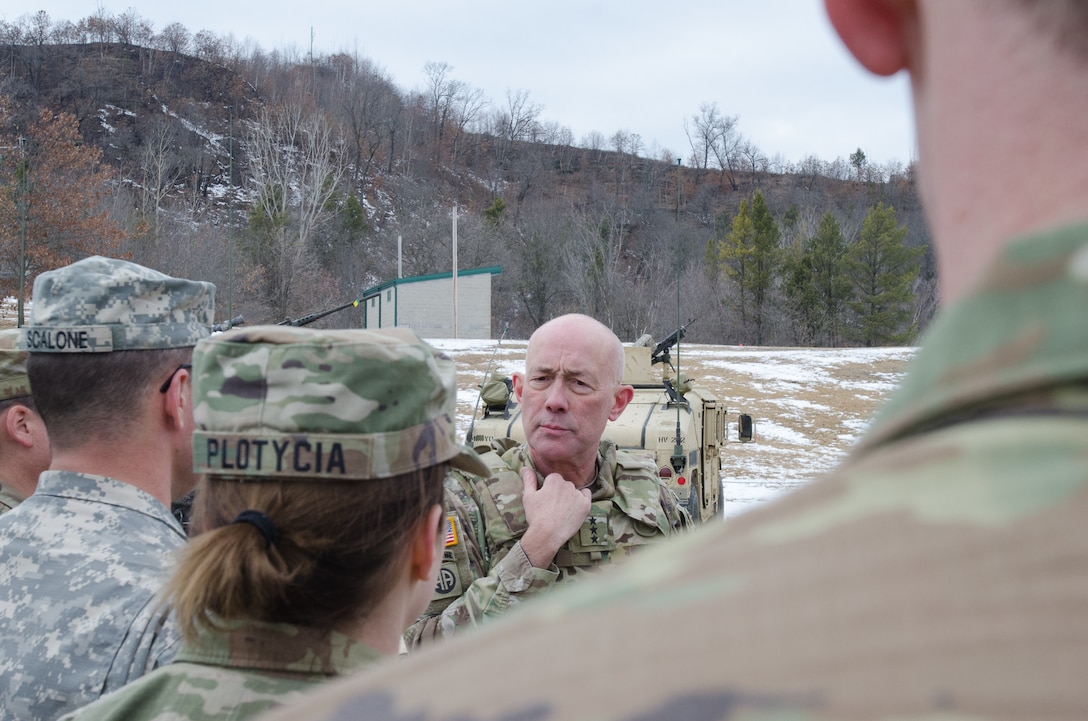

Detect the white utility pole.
xmin=452 ymin=203 xmax=458 ymax=338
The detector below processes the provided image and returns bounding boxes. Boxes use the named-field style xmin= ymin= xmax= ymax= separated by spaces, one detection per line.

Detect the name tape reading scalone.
xmin=21 ymin=327 xmax=114 ymax=352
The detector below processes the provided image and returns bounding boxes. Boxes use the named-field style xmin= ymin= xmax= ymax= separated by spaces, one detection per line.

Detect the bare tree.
xmin=139 ymin=116 xmax=182 ymax=236
xmin=495 ymin=89 xmax=542 ymax=142
xmin=564 ymin=202 xmax=631 ymax=327
xmin=421 ymin=61 xmax=486 ymax=162
xmin=334 ymin=52 xmax=402 ymax=184
xmin=245 ymin=104 xmax=347 ymax=318
xmin=156 ymin=22 xmax=190 ymax=55
xmin=50 ymin=20 xmax=82 ymax=44
xmin=111 ymin=8 xmax=152 ymax=46
xmin=25 ymin=11 xmax=51 ymax=45
xmin=685 ymin=101 xmax=745 ymax=190
xmin=423 ymin=61 xmax=457 ymax=150
xmin=80 ymin=8 xmax=114 ymax=44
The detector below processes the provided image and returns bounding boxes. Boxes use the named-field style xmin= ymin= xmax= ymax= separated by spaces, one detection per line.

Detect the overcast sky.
xmin=14 ymin=1 xmax=916 ymax=167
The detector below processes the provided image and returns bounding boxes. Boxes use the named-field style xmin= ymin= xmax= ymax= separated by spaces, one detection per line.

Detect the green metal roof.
xmin=361 ymin=266 xmax=502 ymax=298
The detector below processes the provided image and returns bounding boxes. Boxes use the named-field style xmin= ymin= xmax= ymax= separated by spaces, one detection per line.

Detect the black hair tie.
xmin=231 ymin=510 xmax=279 ymax=549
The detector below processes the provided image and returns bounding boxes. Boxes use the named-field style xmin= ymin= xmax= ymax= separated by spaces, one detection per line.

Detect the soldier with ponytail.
xmin=62 ymin=326 xmax=490 ymax=721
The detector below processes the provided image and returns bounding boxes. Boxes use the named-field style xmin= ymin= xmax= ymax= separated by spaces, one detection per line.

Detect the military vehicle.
xmin=466 ymin=325 xmax=753 ymax=523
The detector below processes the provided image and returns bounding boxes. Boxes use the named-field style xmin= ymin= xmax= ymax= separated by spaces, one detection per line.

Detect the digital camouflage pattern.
xmin=58 ymin=619 xmax=383 ymax=721
xmin=190 ymin=325 xmax=488 ymax=480
xmin=261 ymin=223 xmax=1088 ymax=719
xmin=0 ymin=328 xmax=31 ymax=401
xmin=406 ymin=438 xmax=689 ymax=647
xmin=18 ymin=255 xmax=214 ymax=353
xmin=0 ymin=471 xmax=186 ymax=721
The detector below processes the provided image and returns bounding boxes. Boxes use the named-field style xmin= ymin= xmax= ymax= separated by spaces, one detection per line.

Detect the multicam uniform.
xmin=259 ymin=223 xmax=1088 ymax=719
xmin=58 ymin=621 xmax=383 ymax=721
xmin=0 ymin=471 xmax=185 ymax=721
xmin=406 ymin=439 xmax=688 ymax=646
xmin=0 ymin=484 xmax=22 ymax=514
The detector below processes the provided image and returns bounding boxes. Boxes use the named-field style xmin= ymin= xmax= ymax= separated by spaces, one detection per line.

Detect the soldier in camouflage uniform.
xmin=0 ymin=328 xmax=51 ymax=514
xmin=0 ymin=257 xmax=215 ymax=721
xmin=407 ymin=313 xmax=688 ymax=646
xmin=60 ymin=325 xmax=490 ymax=721
xmin=255 ymin=1 xmax=1088 ymax=719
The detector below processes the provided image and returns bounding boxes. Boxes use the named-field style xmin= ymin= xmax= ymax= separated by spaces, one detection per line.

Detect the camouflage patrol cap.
xmin=191 ymin=325 xmax=490 ymax=481
xmin=19 ymin=256 xmax=215 ymax=353
xmin=0 ymin=329 xmax=31 ymax=401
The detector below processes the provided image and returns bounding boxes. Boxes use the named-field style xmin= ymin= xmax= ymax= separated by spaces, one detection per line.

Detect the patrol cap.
xmin=19 ymin=256 xmax=215 ymax=353
xmin=0 ymin=328 xmax=31 ymax=401
xmin=191 ymin=325 xmax=490 ymax=481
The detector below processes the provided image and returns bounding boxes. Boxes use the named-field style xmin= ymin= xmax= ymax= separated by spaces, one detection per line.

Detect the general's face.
xmin=513 ymin=331 xmax=626 ymax=471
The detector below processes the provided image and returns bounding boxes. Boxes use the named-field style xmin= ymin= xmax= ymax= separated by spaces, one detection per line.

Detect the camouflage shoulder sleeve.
xmin=612 ymin=448 xmax=690 ymax=533
xmin=403 ymin=467 xmax=558 ymax=649
xmin=658 ymin=481 xmax=691 ymax=531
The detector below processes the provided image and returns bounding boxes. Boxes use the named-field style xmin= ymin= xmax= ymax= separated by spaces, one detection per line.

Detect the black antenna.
xmin=671 ymin=157 xmax=686 ymax=476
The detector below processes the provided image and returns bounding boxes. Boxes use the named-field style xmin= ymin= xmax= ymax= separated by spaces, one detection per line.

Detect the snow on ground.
xmin=429 ymin=338 xmax=916 ymax=522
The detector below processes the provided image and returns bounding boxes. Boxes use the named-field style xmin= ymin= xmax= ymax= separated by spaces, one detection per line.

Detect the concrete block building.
xmin=360 ymin=266 xmax=500 ymax=339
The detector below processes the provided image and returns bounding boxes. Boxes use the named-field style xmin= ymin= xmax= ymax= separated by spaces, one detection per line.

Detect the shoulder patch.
xmin=445 ymin=515 xmax=459 ymax=547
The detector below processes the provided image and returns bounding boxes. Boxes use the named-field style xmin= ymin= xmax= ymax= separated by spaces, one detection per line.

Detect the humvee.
xmin=466 ymin=329 xmax=753 ymax=523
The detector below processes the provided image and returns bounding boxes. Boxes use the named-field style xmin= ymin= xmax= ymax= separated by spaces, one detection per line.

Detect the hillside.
xmin=0 ymin=34 xmax=933 ymax=346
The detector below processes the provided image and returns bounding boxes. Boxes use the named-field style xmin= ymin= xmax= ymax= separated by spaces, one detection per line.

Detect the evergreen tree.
xmin=703 ymin=208 xmax=732 ymax=279
xmin=717 ymin=198 xmax=755 ymax=337
xmin=782 ymin=243 xmax=821 ymax=344
xmin=810 ymin=211 xmax=853 ymax=345
xmin=716 ymin=191 xmax=781 ymax=344
xmin=747 ymin=191 xmax=781 ymax=345
xmin=849 ymin=148 xmax=867 ymax=180
xmin=783 ymin=212 xmax=851 ymax=346
xmin=845 ymin=203 xmax=924 ymax=346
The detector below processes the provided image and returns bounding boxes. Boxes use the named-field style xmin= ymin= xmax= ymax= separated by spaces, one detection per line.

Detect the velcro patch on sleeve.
xmin=433 ymin=563 xmax=462 ymax=600
xmin=445 ymin=514 xmax=459 ymax=547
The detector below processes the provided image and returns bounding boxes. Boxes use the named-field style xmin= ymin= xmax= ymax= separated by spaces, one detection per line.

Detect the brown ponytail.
xmin=168 ymin=463 xmax=446 ymax=641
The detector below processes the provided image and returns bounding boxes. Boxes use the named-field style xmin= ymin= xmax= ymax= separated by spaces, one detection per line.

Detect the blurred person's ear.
xmin=824 ymin=0 xmax=914 ymax=77
xmin=412 ymin=504 xmax=444 ymax=582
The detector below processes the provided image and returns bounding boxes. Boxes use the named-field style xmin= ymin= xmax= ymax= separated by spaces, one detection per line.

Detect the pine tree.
xmin=782 ymin=243 xmax=821 ymax=344
xmin=783 ymin=212 xmax=852 ymax=345
xmin=717 ymin=198 xmax=755 ymax=337
xmin=747 ymin=191 xmax=780 ymax=345
xmin=809 ymin=211 xmax=853 ymax=345
xmin=845 ymin=202 xmax=923 ymax=346
xmin=715 ymin=190 xmax=780 ymax=344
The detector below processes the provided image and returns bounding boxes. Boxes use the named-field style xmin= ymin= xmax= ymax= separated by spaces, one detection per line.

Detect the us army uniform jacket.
xmin=263 ymin=222 xmax=1088 ymax=720
xmin=0 ymin=471 xmax=185 ymax=721
xmin=58 ymin=620 xmax=383 ymax=721
xmin=406 ymin=439 xmax=688 ymax=647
